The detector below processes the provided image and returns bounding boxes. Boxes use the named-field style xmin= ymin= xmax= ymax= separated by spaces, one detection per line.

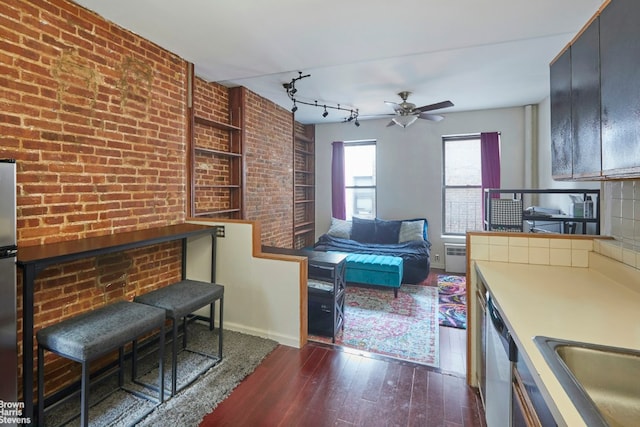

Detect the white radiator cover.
xmin=444 ymin=243 xmax=466 ymax=274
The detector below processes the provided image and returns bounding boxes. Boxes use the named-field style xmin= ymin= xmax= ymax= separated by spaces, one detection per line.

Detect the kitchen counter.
xmin=475 ymin=255 xmax=640 ymax=427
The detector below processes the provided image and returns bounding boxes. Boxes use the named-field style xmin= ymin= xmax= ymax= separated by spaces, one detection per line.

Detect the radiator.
xmin=444 ymin=243 xmax=466 ymax=274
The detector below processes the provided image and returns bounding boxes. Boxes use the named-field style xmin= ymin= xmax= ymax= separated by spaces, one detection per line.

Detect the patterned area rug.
xmin=437 ymin=274 xmax=467 ymax=329
xmin=310 ymin=284 xmax=439 ymax=367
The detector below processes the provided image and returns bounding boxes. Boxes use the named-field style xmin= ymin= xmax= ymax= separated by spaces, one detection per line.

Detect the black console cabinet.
xmin=261 ymin=247 xmax=347 ymax=342
xmin=306 ymin=252 xmax=346 ymax=342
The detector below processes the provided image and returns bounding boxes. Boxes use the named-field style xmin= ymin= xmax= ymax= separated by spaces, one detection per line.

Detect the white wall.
xmin=186 ymin=220 xmax=304 ymax=347
xmin=315 ymin=107 xmax=527 ymax=269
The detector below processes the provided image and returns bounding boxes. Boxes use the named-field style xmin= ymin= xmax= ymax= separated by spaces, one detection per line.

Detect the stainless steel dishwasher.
xmin=485 ymin=294 xmax=516 ymax=427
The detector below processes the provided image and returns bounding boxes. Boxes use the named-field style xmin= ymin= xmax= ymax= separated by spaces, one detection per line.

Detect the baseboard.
xmin=222 ymin=321 xmax=300 ymax=348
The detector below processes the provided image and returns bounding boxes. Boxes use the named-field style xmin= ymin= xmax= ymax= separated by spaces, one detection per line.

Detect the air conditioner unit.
xmin=444 ymin=243 xmax=466 ymax=274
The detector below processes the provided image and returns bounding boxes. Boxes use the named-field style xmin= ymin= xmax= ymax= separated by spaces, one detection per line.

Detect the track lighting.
xmin=283 ymin=71 xmax=360 ymax=127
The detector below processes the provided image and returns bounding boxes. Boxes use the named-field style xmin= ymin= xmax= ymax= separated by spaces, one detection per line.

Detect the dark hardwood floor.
xmin=201 ymin=270 xmax=485 ymax=427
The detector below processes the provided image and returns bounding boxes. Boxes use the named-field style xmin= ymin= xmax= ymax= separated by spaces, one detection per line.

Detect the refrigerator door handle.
xmin=0 ymin=245 xmax=17 ymax=258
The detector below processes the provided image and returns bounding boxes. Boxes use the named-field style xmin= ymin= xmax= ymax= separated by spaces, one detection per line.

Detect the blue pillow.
xmin=350 ymin=217 xmax=376 ymax=243
xmin=375 ymin=218 xmax=402 ymax=244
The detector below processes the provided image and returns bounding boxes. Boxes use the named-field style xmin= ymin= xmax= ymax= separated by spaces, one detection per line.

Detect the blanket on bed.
xmin=314 ymin=234 xmax=431 ymax=284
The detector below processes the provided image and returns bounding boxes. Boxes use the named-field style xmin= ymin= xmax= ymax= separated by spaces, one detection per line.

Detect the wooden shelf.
xmin=295 ymin=220 xmax=314 ymax=228
xmin=195 ymin=146 xmax=242 ymax=158
xmin=295 ymin=133 xmax=314 ymax=143
xmin=295 ymin=147 xmax=314 ymax=155
xmin=294 ymin=226 xmax=315 ymax=236
xmin=194 ymin=208 xmax=241 ymax=216
xmin=195 ymin=185 xmax=241 ymax=189
xmin=194 ymin=115 xmax=241 ymax=131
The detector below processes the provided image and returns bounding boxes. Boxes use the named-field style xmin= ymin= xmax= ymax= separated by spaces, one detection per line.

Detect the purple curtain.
xmin=331 ymin=141 xmax=346 ymax=219
xmin=480 ymin=132 xmax=501 ymax=215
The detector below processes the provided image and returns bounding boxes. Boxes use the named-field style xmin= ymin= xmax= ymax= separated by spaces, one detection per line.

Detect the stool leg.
xmin=80 ymin=361 xmax=90 ymax=427
xmin=158 ymin=324 xmax=165 ymax=403
xmin=218 ymin=295 xmax=223 ymax=360
xmin=38 ymin=346 xmax=45 ymax=426
xmin=132 ymin=339 xmax=138 ymax=381
xmin=171 ymin=318 xmax=178 ymax=396
xmin=209 ymin=302 xmax=215 ymax=331
xmin=118 ymin=347 xmax=124 ymax=387
xmin=182 ymin=316 xmax=187 ymax=349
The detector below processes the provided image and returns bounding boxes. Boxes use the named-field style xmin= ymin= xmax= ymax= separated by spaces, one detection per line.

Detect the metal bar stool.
xmin=134 ymin=279 xmax=224 ymax=396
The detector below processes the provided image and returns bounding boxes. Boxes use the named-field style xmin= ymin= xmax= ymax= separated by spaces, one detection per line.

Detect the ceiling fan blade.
xmin=384 ymin=101 xmax=404 ymax=114
xmin=418 ymin=112 xmax=445 ymax=122
xmin=415 ymin=100 xmax=454 ymax=113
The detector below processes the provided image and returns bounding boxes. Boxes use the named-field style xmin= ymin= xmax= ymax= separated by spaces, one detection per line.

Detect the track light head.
xmin=283 ymin=72 xmax=358 ymax=125
xmin=354 ymin=119 xmax=360 ymax=127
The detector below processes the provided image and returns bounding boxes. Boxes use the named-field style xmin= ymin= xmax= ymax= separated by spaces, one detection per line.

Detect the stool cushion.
xmin=134 ymin=279 xmax=224 ymax=320
xmin=36 ymin=301 xmax=165 ymax=361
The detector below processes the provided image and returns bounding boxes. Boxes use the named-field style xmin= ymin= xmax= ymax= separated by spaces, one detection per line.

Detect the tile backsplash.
xmin=605 ymin=179 xmax=640 ymax=249
xmin=601 ymin=179 xmax=640 ymax=269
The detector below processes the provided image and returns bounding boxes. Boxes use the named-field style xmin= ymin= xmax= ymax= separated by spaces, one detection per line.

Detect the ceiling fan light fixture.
xmin=392 ymin=115 xmax=418 ymax=128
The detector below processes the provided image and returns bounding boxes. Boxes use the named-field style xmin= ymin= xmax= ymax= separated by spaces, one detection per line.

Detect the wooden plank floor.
xmin=201 ymin=269 xmax=484 ymax=426
xmin=200 ymin=340 xmax=486 ymax=427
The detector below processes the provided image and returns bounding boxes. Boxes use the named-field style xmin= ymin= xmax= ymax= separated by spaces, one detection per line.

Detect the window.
xmin=344 ymin=141 xmax=376 ymax=219
xmin=442 ymin=135 xmax=483 ymax=234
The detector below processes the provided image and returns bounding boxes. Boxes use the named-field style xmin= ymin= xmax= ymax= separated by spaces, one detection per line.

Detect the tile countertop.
xmin=475 ymin=255 xmax=640 ymax=427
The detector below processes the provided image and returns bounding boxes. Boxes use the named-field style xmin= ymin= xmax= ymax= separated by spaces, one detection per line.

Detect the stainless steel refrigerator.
xmin=0 ymin=159 xmax=17 ymax=404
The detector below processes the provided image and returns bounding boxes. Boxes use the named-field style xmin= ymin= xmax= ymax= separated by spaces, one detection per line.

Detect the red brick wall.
xmin=0 ymin=0 xmax=297 ymax=399
xmin=0 ymin=0 xmax=188 ymax=396
xmin=243 ymin=89 xmax=294 ymax=247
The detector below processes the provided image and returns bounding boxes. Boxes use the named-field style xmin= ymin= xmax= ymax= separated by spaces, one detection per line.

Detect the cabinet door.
xmin=571 ymin=17 xmax=602 ymax=179
xmin=600 ymin=0 xmax=640 ymax=176
xmin=550 ymin=48 xmax=572 ymax=179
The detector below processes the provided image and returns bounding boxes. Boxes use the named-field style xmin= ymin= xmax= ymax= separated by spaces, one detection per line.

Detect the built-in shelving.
xmin=293 ymin=123 xmax=315 ymax=249
xmin=188 ymin=72 xmax=245 ymax=219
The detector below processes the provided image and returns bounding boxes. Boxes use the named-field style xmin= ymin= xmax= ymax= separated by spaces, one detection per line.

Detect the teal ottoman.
xmin=342 ymin=253 xmax=403 ymax=297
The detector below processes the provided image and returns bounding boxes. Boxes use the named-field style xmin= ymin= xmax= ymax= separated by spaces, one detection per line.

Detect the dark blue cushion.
xmin=374 ymin=218 xmax=401 ymax=244
xmin=350 ymin=217 xmax=376 ymax=243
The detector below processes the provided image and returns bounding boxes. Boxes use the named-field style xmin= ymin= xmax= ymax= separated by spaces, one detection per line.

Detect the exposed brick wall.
xmin=243 ymin=89 xmax=294 ymax=247
xmin=0 ymin=0 xmax=298 ymax=401
xmin=0 ymin=0 xmax=188 ymax=397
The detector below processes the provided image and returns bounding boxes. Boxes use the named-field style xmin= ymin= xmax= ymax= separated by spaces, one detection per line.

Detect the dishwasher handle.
xmin=487 ymin=296 xmax=506 ymax=336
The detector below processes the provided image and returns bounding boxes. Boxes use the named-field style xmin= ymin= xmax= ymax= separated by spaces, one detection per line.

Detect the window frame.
xmin=441 ymin=134 xmax=483 ymax=236
xmin=344 ymin=140 xmax=377 ymax=219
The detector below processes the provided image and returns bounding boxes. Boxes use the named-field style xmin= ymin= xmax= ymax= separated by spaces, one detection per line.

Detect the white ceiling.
xmin=74 ymin=0 xmax=605 ymax=125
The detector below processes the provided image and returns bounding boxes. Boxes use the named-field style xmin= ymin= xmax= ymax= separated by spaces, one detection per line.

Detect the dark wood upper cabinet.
xmin=600 ymin=0 xmax=640 ymax=175
xmin=550 ymin=48 xmax=573 ymax=180
xmin=571 ymin=16 xmax=602 ymax=179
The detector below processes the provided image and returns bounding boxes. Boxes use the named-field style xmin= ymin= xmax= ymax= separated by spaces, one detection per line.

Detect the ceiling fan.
xmin=384 ymin=91 xmax=454 ymax=128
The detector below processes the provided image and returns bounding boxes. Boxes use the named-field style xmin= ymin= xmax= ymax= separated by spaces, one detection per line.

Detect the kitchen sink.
xmin=534 ymin=336 xmax=640 ymax=427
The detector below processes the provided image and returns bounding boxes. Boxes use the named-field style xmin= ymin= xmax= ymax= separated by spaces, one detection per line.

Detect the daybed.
xmin=313 ymin=217 xmax=431 ymax=294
